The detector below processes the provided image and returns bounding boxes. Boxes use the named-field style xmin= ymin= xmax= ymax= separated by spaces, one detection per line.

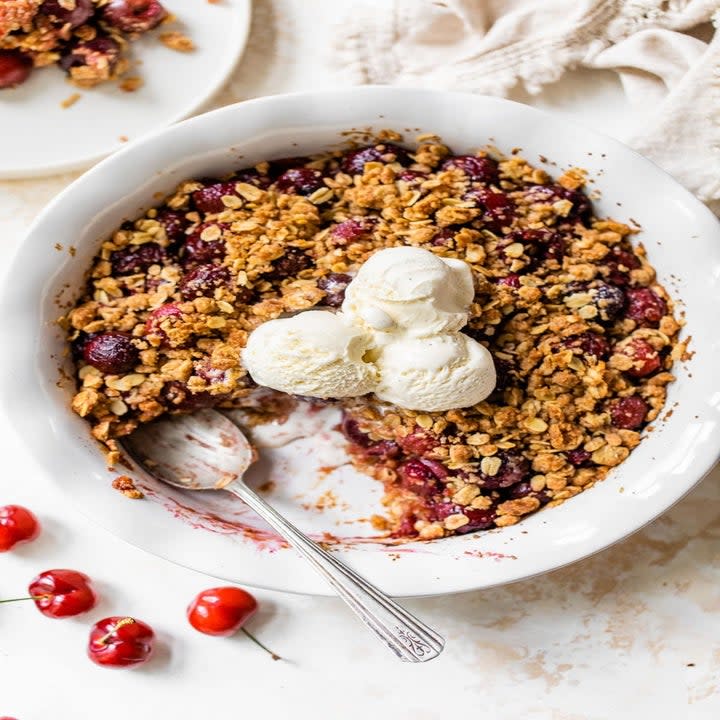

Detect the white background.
xmin=1 ymin=1 xmax=719 ymax=718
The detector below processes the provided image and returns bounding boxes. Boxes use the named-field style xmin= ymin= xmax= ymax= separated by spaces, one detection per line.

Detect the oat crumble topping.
xmin=65 ymin=134 xmax=682 ymax=537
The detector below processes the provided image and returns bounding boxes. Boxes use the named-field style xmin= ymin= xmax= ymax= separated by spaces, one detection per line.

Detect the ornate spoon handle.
xmin=228 ymin=480 xmax=445 ymax=662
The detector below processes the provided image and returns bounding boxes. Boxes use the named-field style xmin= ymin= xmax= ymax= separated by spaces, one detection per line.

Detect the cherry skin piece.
xmin=29 ymin=569 xmax=97 ymax=618
xmin=0 ymin=505 xmax=40 ymax=552
xmin=88 ymin=616 xmax=154 ymax=668
xmin=187 ymin=587 xmax=257 ymax=637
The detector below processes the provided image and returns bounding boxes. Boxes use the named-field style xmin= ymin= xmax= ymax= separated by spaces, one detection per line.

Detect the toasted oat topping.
xmin=66 ymin=135 xmax=682 ymax=537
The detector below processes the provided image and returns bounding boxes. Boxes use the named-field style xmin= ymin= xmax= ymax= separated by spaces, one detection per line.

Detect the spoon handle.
xmin=227 ymin=481 xmax=444 ymax=662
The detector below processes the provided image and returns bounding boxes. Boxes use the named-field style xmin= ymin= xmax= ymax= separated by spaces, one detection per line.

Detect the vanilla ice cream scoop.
xmin=374 ymin=333 xmax=496 ymax=412
xmin=243 ymin=311 xmax=377 ymax=398
xmin=242 ymin=247 xmax=495 ymax=411
xmin=342 ymin=246 xmax=475 ymax=337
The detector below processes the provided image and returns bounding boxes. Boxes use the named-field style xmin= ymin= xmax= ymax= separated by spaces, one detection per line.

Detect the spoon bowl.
xmin=122 ymin=409 xmax=255 ymax=491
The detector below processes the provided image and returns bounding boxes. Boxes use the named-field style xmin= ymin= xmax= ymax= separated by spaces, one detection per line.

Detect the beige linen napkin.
xmin=336 ymin=0 xmax=720 ymax=214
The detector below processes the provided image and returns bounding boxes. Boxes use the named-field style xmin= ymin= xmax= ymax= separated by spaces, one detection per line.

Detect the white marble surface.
xmin=1 ymin=1 xmax=719 ymax=718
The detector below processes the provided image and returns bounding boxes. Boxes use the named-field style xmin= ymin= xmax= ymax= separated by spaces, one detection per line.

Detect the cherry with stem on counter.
xmin=0 ymin=569 xmax=97 ymax=618
xmin=0 ymin=505 xmax=40 ymax=552
xmin=187 ymin=587 xmax=281 ymax=660
xmin=88 ymin=616 xmax=155 ymax=668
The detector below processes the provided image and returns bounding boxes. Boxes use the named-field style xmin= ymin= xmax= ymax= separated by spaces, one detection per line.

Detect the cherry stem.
xmin=98 ymin=617 xmax=135 ymax=645
xmin=0 ymin=594 xmax=50 ymax=604
xmin=241 ymin=628 xmax=281 ymax=661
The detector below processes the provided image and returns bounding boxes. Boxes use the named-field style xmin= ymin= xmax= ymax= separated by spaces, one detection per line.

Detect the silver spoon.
xmin=122 ymin=408 xmax=444 ymax=663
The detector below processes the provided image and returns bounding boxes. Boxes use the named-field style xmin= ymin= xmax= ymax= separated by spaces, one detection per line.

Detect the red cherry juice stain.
xmin=463 ymin=550 xmax=518 ymax=561
xmin=141 ymin=486 xmax=289 ymax=552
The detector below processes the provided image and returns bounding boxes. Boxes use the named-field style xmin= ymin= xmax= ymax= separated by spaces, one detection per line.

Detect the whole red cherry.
xmin=188 ymin=586 xmax=257 ymax=637
xmin=28 ymin=569 xmax=97 ymax=618
xmin=188 ymin=587 xmax=280 ymax=659
xmin=88 ymin=616 xmax=154 ymax=668
xmin=0 ymin=505 xmax=40 ymax=552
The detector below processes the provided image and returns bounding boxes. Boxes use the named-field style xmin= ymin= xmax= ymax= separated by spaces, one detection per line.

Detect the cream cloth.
xmin=336 ymin=0 xmax=720 ymax=215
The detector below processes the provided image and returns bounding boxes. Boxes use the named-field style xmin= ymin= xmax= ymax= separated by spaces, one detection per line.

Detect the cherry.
xmin=59 ymin=36 xmax=120 ymax=74
xmin=505 ymin=482 xmax=551 ymax=505
xmin=479 ymin=451 xmax=530 ymax=489
xmin=0 ymin=505 xmax=40 ymax=552
xmin=340 ymin=415 xmax=370 ymax=447
xmin=466 ymin=188 xmax=515 ymax=230
xmin=192 ymin=182 xmax=240 ymax=214
xmin=179 ymin=264 xmax=230 ymax=300
xmin=432 ymin=228 xmax=457 ymax=246
xmin=187 ymin=587 xmax=280 ymax=660
xmin=610 ymin=396 xmax=648 ymax=429
xmin=269 ymin=247 xmax=312 ymax=279
xmin=441 ymin=155 xmax=499 ymax=184
xmin=397 ymin=169 xmax=427 ymax=183
xmin=428 ymin=501 xmax=498 ymax=532
xmin=330 ymin=217 xmax=376 ymax=244
xmin=145 ymin=303 xmax=182 ymax=343
xmin=525 ymin=184 xmax=592 ymax=222
xmin=616 ymin=338 xmax=661 ymax=378
xmin=0 ymin=50 xmax=33 ymax=89
xmin=155 ymin=209 xmax=189 ymax=243
xmin=625 ymin=287 xmax=667 ymax=327
xmin=318 ymin=273 xmax=352 ymax=307
xmin=567 ymin=282 xmax=624 ymax=323
xmin=397 ymin=430 xmax=438 ymax=455
xmin=40 ymin=0 xmax=93 ymax=27
xmin=340 ymin=144 xmax=411 ymax=175
xmin=275 ymin=168 xmax=324 ymax=196
xmin=110 ymin=242 xmax=165 ymax=275
xmin=88 ymin=616 xmax=154 ymax=668
xmin=606 ymin=245 xmax=640 ymax=285
xmin=101 ymin=0 xmax=167 ymax=33
xmin=396 ymin=459 xmax=444 ymax=498
xmin=496 ymin=274 xmax=520 ymax=288
xmin=28 ymin=569 xmax=97 ymax=618
xmin=566 ymin=449 xmax=591 ymax=466
xmin=182 ymin=223 xmax=228 ymax=266
xmin=83 ymin=332 xmax=139 ymax=374
xmin=563 ymin=332 xmax=610 ymax=359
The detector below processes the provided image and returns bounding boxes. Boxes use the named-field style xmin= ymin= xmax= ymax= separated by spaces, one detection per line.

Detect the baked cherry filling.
xmin=67 ymin=136 xmax=681 ymax=539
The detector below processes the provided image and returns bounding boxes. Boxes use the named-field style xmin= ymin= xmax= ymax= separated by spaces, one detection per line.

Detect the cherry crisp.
xmin=65 ymin=132 xmax=683 ymax=539
xmin=0 ymin=0 xmax=189 ymax=89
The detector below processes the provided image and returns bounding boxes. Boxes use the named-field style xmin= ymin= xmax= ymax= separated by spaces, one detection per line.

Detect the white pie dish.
xmin=2 ymin=87 xmax=719 ymax=597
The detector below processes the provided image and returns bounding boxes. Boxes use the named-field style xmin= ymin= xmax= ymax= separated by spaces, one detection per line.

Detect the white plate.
xmin=2 ymin=88 xmax=719 ymax=597
xmin=0 ymin=0 xmax=250 ymax=179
